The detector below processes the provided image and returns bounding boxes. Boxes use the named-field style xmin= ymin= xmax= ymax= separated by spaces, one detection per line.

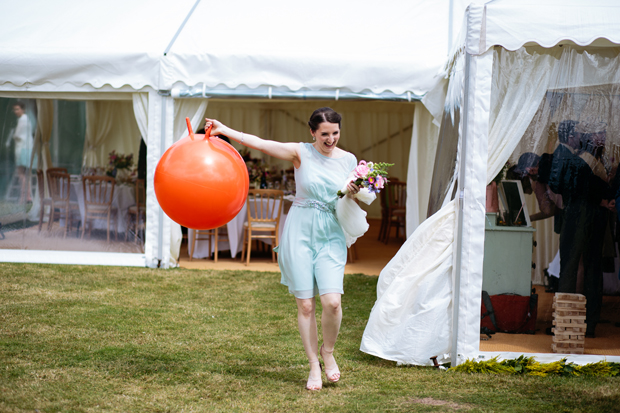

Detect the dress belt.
xmin=293 ymin=198 xmax=336 ymax=214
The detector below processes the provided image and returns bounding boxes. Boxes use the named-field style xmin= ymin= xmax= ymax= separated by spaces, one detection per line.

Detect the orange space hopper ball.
xmin=154 ymin=118 xmax=249 ymax=230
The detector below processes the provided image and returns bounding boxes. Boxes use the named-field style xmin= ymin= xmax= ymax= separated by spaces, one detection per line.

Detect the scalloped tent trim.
xmin=462 ymin=0 xmax=620 ymax=56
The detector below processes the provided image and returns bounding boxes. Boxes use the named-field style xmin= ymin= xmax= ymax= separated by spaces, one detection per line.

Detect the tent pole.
xmin=164 ymin=0 xmax=202 ymax=56
xmin=156 ymin=93 xmax=168 ymax=266
xmin=448 ymin=0 xmax=454 ymax=53
xmin=451 ymin=51 xmax=472 ymax=367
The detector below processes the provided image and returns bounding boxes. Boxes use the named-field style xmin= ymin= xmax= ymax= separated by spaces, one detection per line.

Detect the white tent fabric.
xmin=360 ymin=200 xmax=455 ymax=365
xmin=475 ymin=0 xmax=620 ymax=54
xmin=132 ymin=94 xmax=149 ymax=142
xmin=407 ymin=104 xmax=440 ymax=234
xmin=0 ymin=0 xmax=469 ymax=96
xmin=362 ymin=0 xmax=620 ymax=365
xmin=0 ymin=0 xmax=468 ymax=268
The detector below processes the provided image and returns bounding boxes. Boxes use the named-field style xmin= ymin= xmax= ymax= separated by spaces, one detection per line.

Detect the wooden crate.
xmin=551 ymin=293 xmax=586 ymax=354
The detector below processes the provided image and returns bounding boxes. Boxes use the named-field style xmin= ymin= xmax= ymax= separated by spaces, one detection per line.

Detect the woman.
xmin=6 ymin=101 xmax=34 ymax=203
xmin=205 ymin=107 xmax=359 ymax=391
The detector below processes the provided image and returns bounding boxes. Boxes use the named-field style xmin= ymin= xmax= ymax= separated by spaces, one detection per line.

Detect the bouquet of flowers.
xmin=337 ymin=160 xmax=394 ymax=198
xmin=106 ymin=150 xmax=134 ymax=178
xmin=108 ymin=150 xmax=134 ymax=170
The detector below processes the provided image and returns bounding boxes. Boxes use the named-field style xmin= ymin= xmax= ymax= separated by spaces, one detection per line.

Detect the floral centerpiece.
xmin=241 ymin=149 xmax=268 ymax=188
xmin=106 ymin=150 xmax=134 ymax=182
xmin=337 ymin=160 xmax=394 ymax=198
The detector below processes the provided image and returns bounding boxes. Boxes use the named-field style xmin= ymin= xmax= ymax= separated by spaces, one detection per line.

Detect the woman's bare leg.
xmin=296 ymin=297 xmax=321 ymax=389
xmin=16 ymin=167 xmax=27 ymax=204
xmin=319 ymin=293 xmax=341 ymax=382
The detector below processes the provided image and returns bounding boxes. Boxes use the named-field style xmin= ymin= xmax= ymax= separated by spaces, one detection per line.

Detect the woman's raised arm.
xmin=206 ymin=118 xmax=300 ymax=168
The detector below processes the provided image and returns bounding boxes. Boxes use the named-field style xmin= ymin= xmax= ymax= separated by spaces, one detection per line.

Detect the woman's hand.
xmin=346 ymin=181 xmax=361 ymax=199
xmin=205 ymin=118 xmax=228 ymax=137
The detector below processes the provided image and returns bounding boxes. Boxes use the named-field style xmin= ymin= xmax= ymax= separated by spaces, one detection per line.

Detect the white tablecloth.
xmin=189 ymin=196 xmax=292 ymax=259
xmin=70 ymin=180 xmax=136 ymax=234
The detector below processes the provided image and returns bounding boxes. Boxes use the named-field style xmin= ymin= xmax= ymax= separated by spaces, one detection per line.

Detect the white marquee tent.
xmin=361 ymin=0 xmax=620 ymax=365
xmin=0 ymin=0 xmax=469 ymax=267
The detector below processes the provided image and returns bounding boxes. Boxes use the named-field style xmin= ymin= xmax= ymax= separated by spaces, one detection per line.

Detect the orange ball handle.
xmin=186 ymin=117 xmax=194 ymax=140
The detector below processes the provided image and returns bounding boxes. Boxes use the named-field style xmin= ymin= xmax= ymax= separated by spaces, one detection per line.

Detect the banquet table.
xmin=189 ymin=195 xmax=293 ymax=259
xmin=69 ymin=178 xmax=136 ymax=235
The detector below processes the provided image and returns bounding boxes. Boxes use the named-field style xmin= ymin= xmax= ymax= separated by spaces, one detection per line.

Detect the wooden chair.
xmin=189 ymin=225 xmax=228 ymax=262
xmin=125 ymin=179 xmax=146 ymax=243
xmin=82 ymin=175 xmax=118 ymax=242
xmin=47 ymin=167 xmax=68 ymax=175
xmin=378 ymin=177 xmax=399 ymax=241
xmin=46 ymin=171 xmax=80 ymax=237
xmin=383 ymin=181 xmax=407 ymax=244
xmin=378 ymin=185 xmax=390 ymax=241
xmin=241 ymin=189 xmax=284 ymax=265
xmin=36 ymin=169 xmax=52 ymax=232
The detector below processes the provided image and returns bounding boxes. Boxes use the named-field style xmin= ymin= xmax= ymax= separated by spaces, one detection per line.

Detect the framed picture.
xmin=498 ymin=180 xmax=531 ymax=227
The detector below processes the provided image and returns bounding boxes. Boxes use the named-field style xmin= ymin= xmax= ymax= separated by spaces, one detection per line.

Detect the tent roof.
xmin=0 ymin=0 xmax=469 ymax=96
xmin=465 ymin=0 xmax=620 ymax=55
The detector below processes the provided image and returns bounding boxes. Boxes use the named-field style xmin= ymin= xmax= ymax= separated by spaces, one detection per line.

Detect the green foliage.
xmin=450 ymin=356 xmax=620 ymax=378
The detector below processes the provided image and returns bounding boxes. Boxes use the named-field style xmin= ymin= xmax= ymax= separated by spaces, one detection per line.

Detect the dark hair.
xmin=514 ymin=152 xmax=541 ymax=178
xmin=13 ymin=101 xmax=25 ymax=110
xmin=308 ymin=107 xmax=341 ymax=132
xmin=558 ymin=120 xmax=578 ymax=144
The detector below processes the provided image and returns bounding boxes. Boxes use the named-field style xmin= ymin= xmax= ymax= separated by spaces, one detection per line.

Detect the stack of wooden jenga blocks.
xmin=551 ymin=293 xmax=586 ymax=354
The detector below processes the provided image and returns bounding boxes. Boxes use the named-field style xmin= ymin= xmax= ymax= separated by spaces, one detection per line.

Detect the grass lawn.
xmin=1 ymin=263 xmax=619 ymax=412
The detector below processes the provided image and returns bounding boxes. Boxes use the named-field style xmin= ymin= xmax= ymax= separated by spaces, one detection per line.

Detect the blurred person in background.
xmin=5 ymin=101 xmax=34 ymax=204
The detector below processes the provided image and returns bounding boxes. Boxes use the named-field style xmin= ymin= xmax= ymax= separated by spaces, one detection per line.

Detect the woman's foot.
xmin=320 ymin=344 xmax=340 ymax=383
xmin=305 ymin=360 xmax=322 ymax=391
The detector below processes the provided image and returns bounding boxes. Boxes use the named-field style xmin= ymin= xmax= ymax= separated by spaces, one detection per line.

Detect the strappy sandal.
xmin=305 ymin=360 xmax=323 ymax=391
xmin=320 ymin=344 xmax=340 ymax=383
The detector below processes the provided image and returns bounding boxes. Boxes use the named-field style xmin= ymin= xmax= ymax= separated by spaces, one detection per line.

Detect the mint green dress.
xmin=278 ymin=142 xmax=357 ymax=299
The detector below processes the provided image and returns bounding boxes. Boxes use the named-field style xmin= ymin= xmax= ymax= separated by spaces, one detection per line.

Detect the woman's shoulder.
xmin=337 ymin=149 xmax=357 ymax=167
xmin=299 ymin=142 xmax=311 ymax=155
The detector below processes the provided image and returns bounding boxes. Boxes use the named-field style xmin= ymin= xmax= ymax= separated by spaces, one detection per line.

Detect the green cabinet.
xmin=482 ymin=213 xmax=535 ymax=296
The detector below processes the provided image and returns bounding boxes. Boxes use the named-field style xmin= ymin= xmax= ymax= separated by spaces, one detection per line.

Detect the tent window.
xmin=0 ymin=97 xmax=144 ymax=255
xmin=482 ymin=45 xmax=620 ymax=351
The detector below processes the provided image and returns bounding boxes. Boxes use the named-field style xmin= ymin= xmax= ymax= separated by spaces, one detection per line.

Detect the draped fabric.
xmin=407 ymin=103 xmax=440 ymax=235
xmin=28 ymin=99 xmax=54 ymax=221
xmin=360 ymin=200 xmax=455 ymax=365
xmin=132 ymin=93 xmax=149 ymax=143
xmin=486 ymin=48 xmax=560 ymax=184
xmin=34 ymin=99 xmax=54 ymax=174
xmin=83 ymin=101 xmax=141 ymax=167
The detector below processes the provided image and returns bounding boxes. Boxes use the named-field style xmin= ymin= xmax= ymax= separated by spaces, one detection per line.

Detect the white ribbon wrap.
xmin=336 ymin=174 xmax=377 ymax=247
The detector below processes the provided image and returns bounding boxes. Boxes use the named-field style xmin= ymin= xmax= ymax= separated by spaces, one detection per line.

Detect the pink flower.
xmin=354 ymin=161 xmax=370 ymax=179
xmin=375 ymin=175 xmax=385 ymax=189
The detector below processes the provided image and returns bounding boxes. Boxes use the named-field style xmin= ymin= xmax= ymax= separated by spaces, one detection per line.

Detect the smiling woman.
xmin=204 ymin=107 xmax=361 ymax=391
xmin=308 ymin=108 xmax=342 ymax=157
